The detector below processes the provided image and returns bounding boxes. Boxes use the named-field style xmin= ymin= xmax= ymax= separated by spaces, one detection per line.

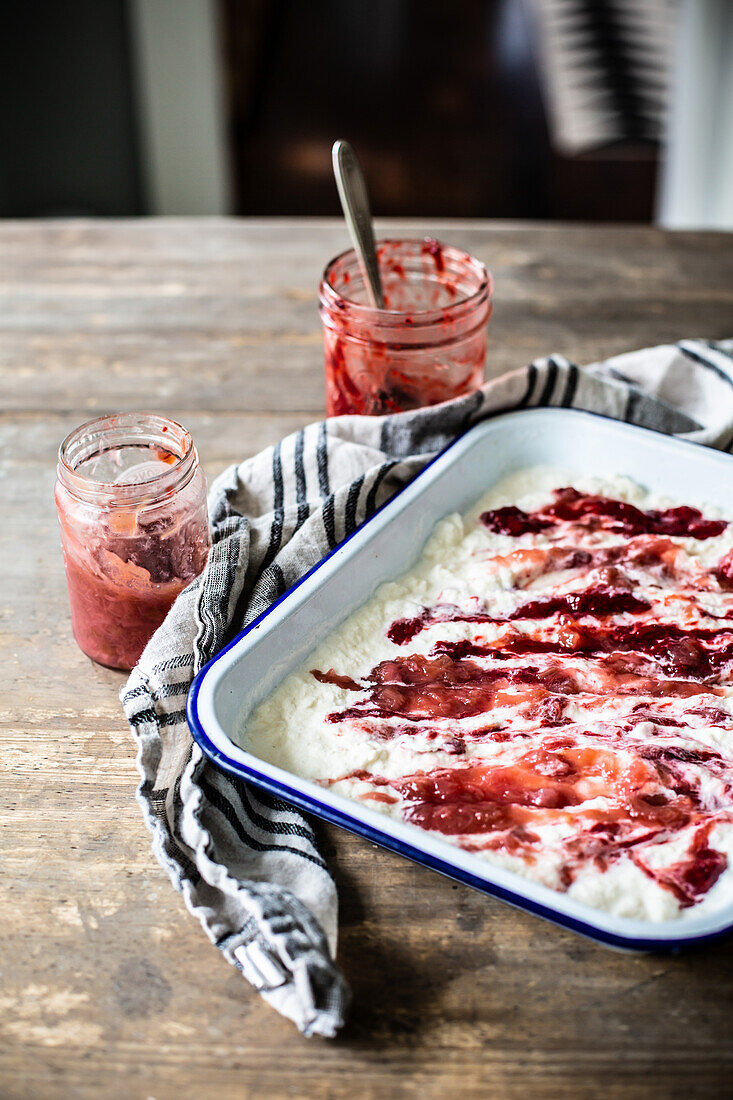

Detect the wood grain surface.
xmin=2 ymin=218 xmax=732 ymax=1100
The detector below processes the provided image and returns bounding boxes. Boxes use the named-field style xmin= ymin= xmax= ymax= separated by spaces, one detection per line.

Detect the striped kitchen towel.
xmin=121 ymin=338 xmax=733 ymax=1037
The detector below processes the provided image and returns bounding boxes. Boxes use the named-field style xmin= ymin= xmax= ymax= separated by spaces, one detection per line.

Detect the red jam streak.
xmin=714 ymin=550 xmax=733 ymax=589
xmin=311 ymin=668 xmax=362 ymax=691
xmin=633 ymin=821 xmax=727 ymax=907
xmin=336 ymin=750 xmax=729 ymax=906
xmin=447 ymin=622 xmax=733 ymax=681
xmin=480 ymin=487 xmax=727 ymax=540
xmin=322 ymin=648 xmax=715 ymax=727
xmin=312 ymin=485 xmax=733 ymax=909
xmin=387 ymin=586 xmax=650 ymax=646
xmin=421 ymin=237 xmax=445 ymax=273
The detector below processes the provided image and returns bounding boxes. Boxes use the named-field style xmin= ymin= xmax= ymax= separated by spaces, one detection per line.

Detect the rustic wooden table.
xmin=2 ymin=219 xmax=733 ymax=1100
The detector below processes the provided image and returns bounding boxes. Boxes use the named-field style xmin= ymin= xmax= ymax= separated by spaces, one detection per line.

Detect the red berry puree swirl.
xmin=311 ymin=486 xmax=733 ymax=911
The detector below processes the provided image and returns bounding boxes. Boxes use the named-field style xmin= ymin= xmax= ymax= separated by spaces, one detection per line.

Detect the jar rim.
xmin=57 ymin=412 xmax=197 ymax=507
xmin=319 ymin=237 xmax=492 ymax=326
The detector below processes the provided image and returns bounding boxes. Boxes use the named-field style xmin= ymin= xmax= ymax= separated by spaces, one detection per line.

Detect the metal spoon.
xmin=332 ymin=139 xmax=385 ymax=310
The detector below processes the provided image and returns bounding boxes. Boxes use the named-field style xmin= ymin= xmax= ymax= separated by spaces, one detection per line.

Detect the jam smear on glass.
xmin=56 ymin=414 xmax=210 ymax=670
xmin=319 ymin=238 xmax=492 ymax=416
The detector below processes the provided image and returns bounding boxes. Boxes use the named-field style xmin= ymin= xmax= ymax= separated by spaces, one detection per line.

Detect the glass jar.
xmin=319 ymin=237 xmax=492 ymax=416
xmin=55 ymin=413 xmax=210 ymax=670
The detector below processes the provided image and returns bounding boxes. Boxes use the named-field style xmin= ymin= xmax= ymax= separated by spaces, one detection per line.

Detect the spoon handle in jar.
xmin=332 ymin=140 xmax=385 ymax=310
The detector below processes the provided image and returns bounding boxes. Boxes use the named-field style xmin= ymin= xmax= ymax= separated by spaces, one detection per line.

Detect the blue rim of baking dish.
xmin=187 ymin=408 xmax=733 ymax=953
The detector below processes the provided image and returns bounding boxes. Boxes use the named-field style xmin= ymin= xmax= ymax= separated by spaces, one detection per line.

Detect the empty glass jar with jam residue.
xmin=55 ymin=413 xmax=210 ymax=670
xmin=319 ymin=237 xmax=492 ymax=416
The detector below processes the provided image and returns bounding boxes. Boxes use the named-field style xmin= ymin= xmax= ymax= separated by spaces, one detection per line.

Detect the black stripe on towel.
xmin=121 ymin=684 xmax=148 ymax=705
xmin=606 ymin=366 xmax=636 ymax=386
xmin=559 ymin=362 xmax=579 ymax=408
xmin=270 ymin=562 xmax=287 ymax=598
xmin=260 ymin=442 xmax=285 ymax=572
xmin=344 ymin=475 xmax=365 ymax=536
xmin=159 ymin=709 xmax=187 ymax=727
xmin=516 ymin=362 xmax=538 ymax=407
xmin=316 ymin=421 xmax=330 ymax=496
xmin=123 ymin=680 xmax=190 ymax=707
xmin=537 ymin=358 xmax=559 ymax=406
xmin=128 ymin=707 xmax=157 ymax=727
xmin=199 ymin=775 xmax=329 ymax=872
xmin=365 ymin=460 xmax=399 ymax=515
xmin=285 ymin=429 xmax=316 ymax=546
xmin=624 ymin=387 xmax=643 ymax=424
xmin=294 ymin=430 xmax=309 ymax=527
xmin=250 ymin=785 xmax=303 ymax=814
xmin=151 ymin=653 xmax=195 ymax=676
xmin=128 ymin=707 xmax=185 ymax=729
xmin=322 ymin=493 xmax=337 ymax=550
xmin=225 ymin=776 xmax=320 ymax=845
xmin=197 ymin=518 xmax=244 ymax=664
xmin=679 ymin=343 xmax=733 ymax=389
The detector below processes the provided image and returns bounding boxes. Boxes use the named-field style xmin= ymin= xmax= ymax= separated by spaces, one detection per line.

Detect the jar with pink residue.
xmin=55 ymin=413 xmax=210 ymax=670
xmin=319 ymin=238 xmax=492 ymax=416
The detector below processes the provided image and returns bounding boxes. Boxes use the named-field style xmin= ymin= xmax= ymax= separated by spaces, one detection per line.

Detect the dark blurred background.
xmin=221 ymin=0 xmax=657 ymax=221
xmin=0 ymin=0 xmax=730 ymax=228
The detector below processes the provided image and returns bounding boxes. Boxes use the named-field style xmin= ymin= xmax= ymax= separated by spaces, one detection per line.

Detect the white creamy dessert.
xmin=243 ymin=468 xmax=733 ymax=922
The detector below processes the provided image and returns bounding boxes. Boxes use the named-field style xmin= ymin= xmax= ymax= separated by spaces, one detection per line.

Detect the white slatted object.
xmin=529 ymin=0 xmax=674 ymax=153
xmin=656 ymin=0 xmax=733 ymax=230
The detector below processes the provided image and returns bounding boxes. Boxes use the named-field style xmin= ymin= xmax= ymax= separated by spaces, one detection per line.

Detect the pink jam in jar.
xmin=319 ymin=238 xmax=492 ymax=416
xmin=55 ymin=413 xmax=210 ymax=670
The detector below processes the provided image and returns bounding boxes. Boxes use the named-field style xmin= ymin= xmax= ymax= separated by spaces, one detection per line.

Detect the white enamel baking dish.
xmin=188 ymin=409 xmax=733 ymax=951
